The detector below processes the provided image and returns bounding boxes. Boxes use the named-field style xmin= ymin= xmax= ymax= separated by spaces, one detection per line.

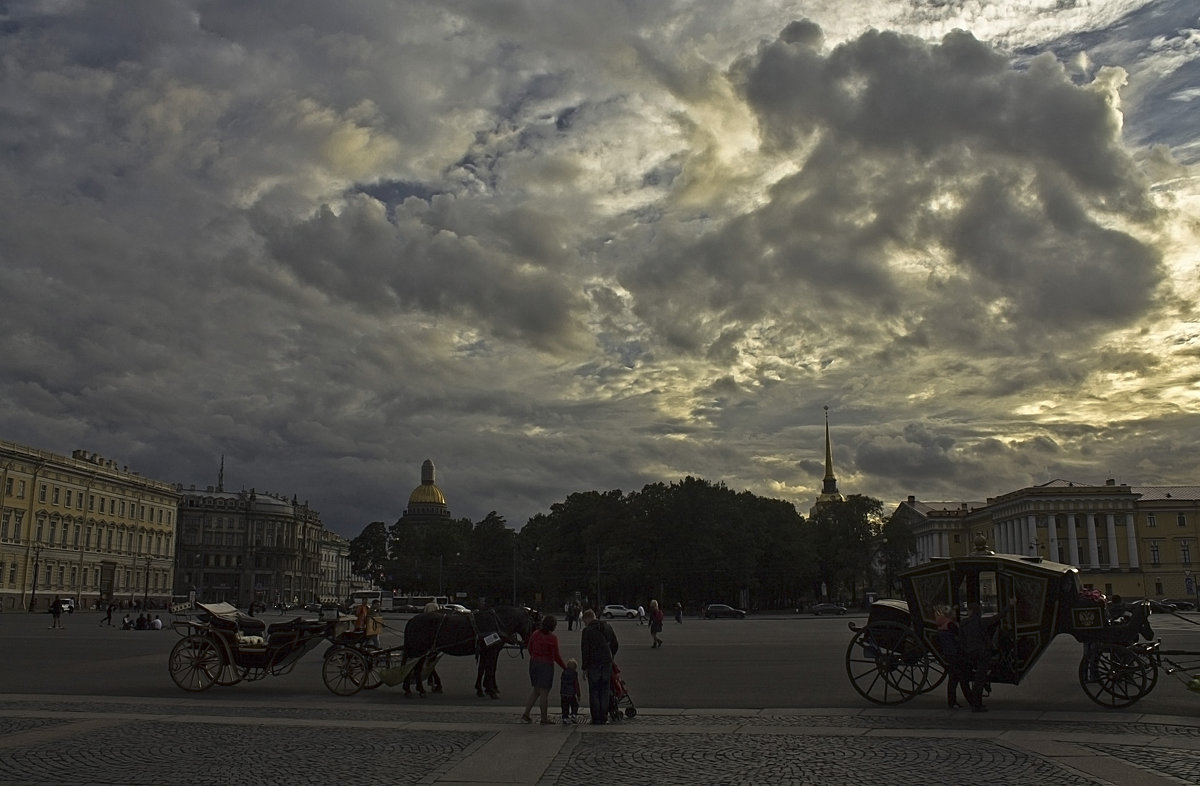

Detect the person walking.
xmin=522 ymin=614 xmax=566 ymax=725
xmin=637 ymin=604 xmax=645 ymax=625
xmin=49 ymin=596 xmax=64 ymax=629
xmin=959 ymin=602 xmax=990 ymax=712
xmin=674 ymin=602 xmax=683 ymax=624
xmin=648 ymin=599 xmax=664 ymax=648
xmin=100 ymin=602 xmax=115 ymax=627
xmin=580 ymin=608 xmax=619 ymax=724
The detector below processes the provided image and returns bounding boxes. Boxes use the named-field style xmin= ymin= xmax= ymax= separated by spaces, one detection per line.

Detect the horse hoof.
xmin=488 ymin=692 xmax=499 ymax=700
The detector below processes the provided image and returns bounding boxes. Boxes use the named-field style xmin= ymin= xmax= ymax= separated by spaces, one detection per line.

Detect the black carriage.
xmin=168 ymin=602 xmax=365 ymax=694
xmin=846 ymin=542 xmax=1161 ymax=708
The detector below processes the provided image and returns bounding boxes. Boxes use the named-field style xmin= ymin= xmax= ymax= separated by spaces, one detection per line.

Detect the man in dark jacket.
xmin=959 ymin=602 xmax=989 ymax=712
xmin=580 ymin=608 xmax=619 ymax=724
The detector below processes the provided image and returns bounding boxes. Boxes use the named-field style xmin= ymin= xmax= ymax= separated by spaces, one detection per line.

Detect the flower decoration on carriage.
xmin=1077 ymin=588 xmax=1107 ymax=606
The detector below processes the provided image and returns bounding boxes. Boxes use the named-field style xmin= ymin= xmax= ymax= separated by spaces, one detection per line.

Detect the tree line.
xmin=349 ymin=477 xmax=917 ymax=612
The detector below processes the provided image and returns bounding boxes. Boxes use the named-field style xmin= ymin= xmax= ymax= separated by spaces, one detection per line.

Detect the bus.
xmin=394 ymin=594 xmax=450 ymax=612
xmin=348 ymin=589 xmax=393 ymax=611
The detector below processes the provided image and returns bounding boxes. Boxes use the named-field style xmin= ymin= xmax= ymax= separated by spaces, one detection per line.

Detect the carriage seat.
xmin=197 ymin=602 xmax=318 ymax=638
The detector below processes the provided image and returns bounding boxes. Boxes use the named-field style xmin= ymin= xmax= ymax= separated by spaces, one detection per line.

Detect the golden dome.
xmin=409 ymin=482 xmax=446 ymax=506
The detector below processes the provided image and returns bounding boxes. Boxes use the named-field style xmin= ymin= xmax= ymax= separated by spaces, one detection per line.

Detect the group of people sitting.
xmin=121 ymin=613 xmax=163 ymax=631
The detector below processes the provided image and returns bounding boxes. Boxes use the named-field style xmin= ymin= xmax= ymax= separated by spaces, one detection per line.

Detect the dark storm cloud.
xmin=0 ymin=1 xmax=1195 ymax=533
xmin=622 ymin=22 xmax=1165 ymax=369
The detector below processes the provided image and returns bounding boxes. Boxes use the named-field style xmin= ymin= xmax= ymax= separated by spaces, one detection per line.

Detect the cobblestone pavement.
xmin=0 ymin=696 xmax=1197 ymax=785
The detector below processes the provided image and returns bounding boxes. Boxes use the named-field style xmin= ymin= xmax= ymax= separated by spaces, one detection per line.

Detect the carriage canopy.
xmin=897 ymin=553 xmax=1082 ymax=685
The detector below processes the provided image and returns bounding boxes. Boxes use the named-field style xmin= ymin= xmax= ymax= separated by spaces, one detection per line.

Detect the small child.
xmin=560 ymin=658 xmax=581 ymax=723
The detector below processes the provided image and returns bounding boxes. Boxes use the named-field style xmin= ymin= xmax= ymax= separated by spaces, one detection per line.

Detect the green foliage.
xmin=349 ymin=480 xmax=888 ymax=611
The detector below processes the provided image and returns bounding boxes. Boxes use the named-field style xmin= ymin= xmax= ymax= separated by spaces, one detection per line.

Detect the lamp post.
xmin=29 ymin=545 xmax=42 ymax=612
xmin=143 ymin=556 xmax=152 ymax=610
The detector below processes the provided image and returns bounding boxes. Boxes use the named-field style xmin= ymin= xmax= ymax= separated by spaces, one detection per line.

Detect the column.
xmin=992 ymin=523 xmax=1000 ymax=553
xmin=1027 ymin=515 xmax=1038 ymax=557
xmin=1047 ymin=514 xmax=1060 ymax=562
xmin=1125 ymin=513 xmax=1140 ymax=568
xmin=1105 ymin=514 xmax=1120 ymax=569
xmin=1066 ymin=514 xmax=1080 ymax=566
xmin=1085 ymin=514 xmax=1100 ymax=567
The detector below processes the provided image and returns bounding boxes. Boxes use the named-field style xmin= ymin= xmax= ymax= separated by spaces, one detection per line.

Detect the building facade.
xmin=174 ymin=486 xmax=327 ymax=608
xmin=893 ymin=479 xmax=1200 ymax=602
xmin=318 ymin=528 xmax=357 ymax=604
xmin=0 ymin=441 xmax=179 ymax=611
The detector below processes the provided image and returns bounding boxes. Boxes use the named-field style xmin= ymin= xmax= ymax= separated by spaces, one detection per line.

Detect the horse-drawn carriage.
xmin=846 ymin=540 xmax=1171 ymax=709
xmin=168 ymin=602 xmax=536 ymax=698
xmin=167 ymin=602 xmax=361 ymax=692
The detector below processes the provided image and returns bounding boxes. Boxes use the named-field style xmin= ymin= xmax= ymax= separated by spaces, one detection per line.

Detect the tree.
xmin=807 ymin=495 xmax=885 ymax=604
xmin=348 ymin=521 xmax=389 ymax=586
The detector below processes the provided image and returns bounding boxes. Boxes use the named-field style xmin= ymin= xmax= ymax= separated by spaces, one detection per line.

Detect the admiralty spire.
xmin=812 ymin=405 xmax=845 ymax=514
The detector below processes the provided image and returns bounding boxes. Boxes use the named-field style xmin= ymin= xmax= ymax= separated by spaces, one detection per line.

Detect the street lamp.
xmin=143 ymin=556 xmax=152 ymax=610
xmin=29 ymin=545 xmax=42 ymax=612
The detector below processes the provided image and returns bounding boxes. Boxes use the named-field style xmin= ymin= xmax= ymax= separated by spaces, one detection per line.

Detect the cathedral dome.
xmin=409 ymin=482 xmax=446 ymax=506
xmin=403 ymin=459 xmax=450 ymax=520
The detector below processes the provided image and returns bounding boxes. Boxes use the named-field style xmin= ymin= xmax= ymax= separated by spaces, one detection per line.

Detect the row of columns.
xmin=992 ymin=513 xmax=1140 ymax=569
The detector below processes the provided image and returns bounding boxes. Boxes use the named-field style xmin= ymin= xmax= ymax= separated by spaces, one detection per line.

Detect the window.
xmin=48 ymin=521 xmax=56 ymax=544
xmin=35 ymin=518 xmax=44 ymax=542
xmin=1179 ymin=513 xmax=1188 ymax=528
xmin=39 ymin=484 xmax=46 ymax=502
xmin=1149 ymin=541 xmax=1161 ymax=566
xmin=7 ymin=563 xmax=14 ymax=587
xmin=119 ymin=501 xmax=125 ymax=517
xmin=73 ymin=524 xmax=80 ymax=547
xmin=3 ymin=477 xmax=10 ymax=495
xmin=1181 ymin=541 xmax=1193 ymax=567
xmin=1155 ymin=579 xmax=1164 ymax=594
xmin=0 ymin=511 xmax=7 ymax=541
xmin=12 ymin=512 xmax=21 ymax=543
xmin=1147 ymin=514 xmax=1157 ymax=528
xmin=88 ymin=495 xmax=95 ymax=512
xmin=57 ymin=566 xmax=64 ymax=585
xmin=59 ymin=524 xmax=66 ymax=546
xmin=52 ymin=487 xmax=59 ymax=505
xmin=64 ymin=490 xmax=71 ymax=508
xmin=16 ymin=480 xmax=24 ymax=498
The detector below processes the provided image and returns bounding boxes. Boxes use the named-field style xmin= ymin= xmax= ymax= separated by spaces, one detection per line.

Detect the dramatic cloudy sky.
xmin=2 ymin=0 xmax=1198 ymax=537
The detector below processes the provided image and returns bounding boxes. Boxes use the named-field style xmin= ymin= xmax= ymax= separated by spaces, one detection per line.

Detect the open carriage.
xmin=168 ymin=602 xmax=363 ymax=693
xmin=846 ymin=541 xmax=1162 ymax=708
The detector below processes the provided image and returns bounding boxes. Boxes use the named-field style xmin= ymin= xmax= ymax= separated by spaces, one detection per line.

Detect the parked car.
xmin=58 ymin=598 xmax=75 ymax=614
xmin=1161 ymin=598 xmax=1196 ymax=611
xmin=602 ymin=604 xmax=637 ymax=618
xmin=1147 ymin=599 xmax=1178 ymax=614
xmin=704 ymin=603 xmax=746 ymax=619
xmin=808 ymin=602 xmax=847 ymax=616
xmin=443 ymin=603 xmax=471 ymax=613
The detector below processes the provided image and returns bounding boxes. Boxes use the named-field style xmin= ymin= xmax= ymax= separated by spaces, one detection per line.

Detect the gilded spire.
xmin=814 ymin=406 xmax=844 ymax=508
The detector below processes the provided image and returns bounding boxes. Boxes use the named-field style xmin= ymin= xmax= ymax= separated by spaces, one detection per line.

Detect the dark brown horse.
xmin=401 ymin=606 xmax=536 ymax=698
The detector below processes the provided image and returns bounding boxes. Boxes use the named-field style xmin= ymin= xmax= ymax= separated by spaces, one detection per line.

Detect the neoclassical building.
xmin=0 ymin=440 xmax=179 ymax=611
xmin=893 ymin=479 xmax=1200 ymax=601
xmin=174 ymin=485 xmax=328 ymax=608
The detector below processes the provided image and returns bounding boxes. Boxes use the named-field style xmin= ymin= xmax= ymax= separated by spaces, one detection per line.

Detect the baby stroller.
xmin=609 ymin=661 xmax=638 ymax=720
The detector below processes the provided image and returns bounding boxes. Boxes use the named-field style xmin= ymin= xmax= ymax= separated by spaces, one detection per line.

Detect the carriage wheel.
xmin=168 ymin=635 xmax=223 ymax=692
xmin=846 ymin=623 xmax=932 ymax=705
xmin=322 ymin=646 xmax=368 ymax=696
xmin=1079 ymin=643 xmax=1158 ymax=708
xmin=215 ymin=661 xmax=249 ymax=686
xmin=362 ymin=650 xmax=395 ymax=690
